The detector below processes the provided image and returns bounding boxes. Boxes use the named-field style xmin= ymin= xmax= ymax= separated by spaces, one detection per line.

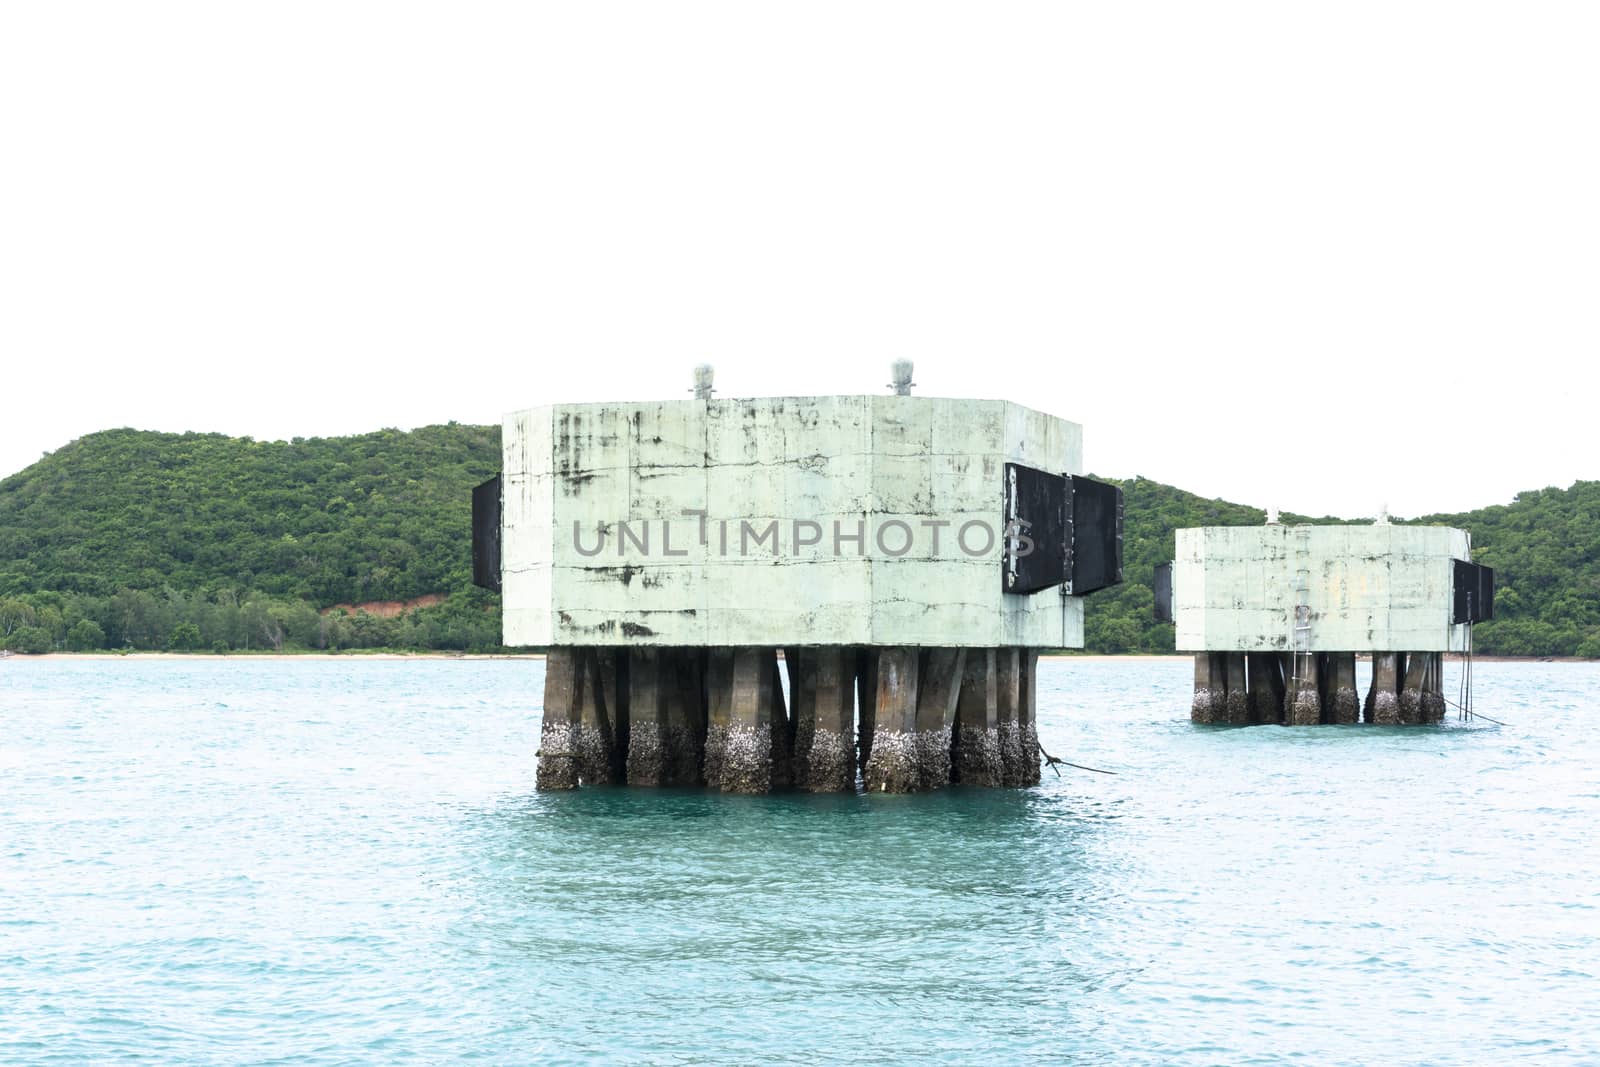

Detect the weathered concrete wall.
xmin=1173 ymin=525 xmax=1472 ymax=653
xmin=501 ymin=396 xmax=1084 ymax=649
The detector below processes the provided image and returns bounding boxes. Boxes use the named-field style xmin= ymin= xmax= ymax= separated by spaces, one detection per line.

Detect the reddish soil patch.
xmin=322 ymin=593 xmax=448 ymax=618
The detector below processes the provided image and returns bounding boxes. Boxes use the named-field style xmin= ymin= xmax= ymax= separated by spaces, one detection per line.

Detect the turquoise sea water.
xmin=2 ymin=657 xmax=1596 ymax=1065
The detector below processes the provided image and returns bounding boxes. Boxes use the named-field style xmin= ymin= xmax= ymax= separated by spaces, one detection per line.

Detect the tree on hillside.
xmin=0 ymin=598 xmax=36 ymax=638
xmin=66 ymin=619 xmax=106 ymax=651
xmin=4 ymin=626 xmax=51 ymax=654
xmin=168 ymin=622 xmax=203 ymax=651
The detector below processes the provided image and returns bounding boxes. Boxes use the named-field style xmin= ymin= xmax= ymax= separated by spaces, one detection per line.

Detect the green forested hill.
xmin=0 ymin=427 xmax=1594 ymax=655
xmin=1089 ymin=476 xmax=1600 ymax=657
xmin=0 ymin=426 xmax=502 ymax=652
xmin=0 ymin=425 xmax=498 ymax=601
xmin=1422 ymin=482 xmax=1600 ymax=657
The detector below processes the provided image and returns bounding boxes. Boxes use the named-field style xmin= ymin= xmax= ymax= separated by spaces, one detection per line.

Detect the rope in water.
xmin=1439 ymin=693 xmax=1507 ymax=727
xmin=1037 ymin=741 xmax=1117 ymax=775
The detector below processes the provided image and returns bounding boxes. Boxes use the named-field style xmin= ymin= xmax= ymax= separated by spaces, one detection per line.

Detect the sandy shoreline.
xmin=2 ymin=651 xmax=539 ymax=662
xmin=4 ymin=651 xmax=1591 ymax=664
xmin=16 ymin=651 xmax=1176 ymax=663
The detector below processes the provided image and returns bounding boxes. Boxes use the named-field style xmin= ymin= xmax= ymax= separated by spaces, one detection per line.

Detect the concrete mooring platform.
xmin=1160 ymin=520 xmax=1493 ymax=726
xmin=477 ymin=363 xmax=1123 ymax=791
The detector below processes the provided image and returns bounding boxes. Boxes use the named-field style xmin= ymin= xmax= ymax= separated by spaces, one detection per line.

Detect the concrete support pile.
xmin=535 ymin=648 xmax=583 ymax=790
xmin=1246 ymin=653 xmax=1284 ymax=725
xmin=1324 ymin=652 xmax=1360 ymax=725
xmin=538 ymin=647 xmax=628 ymax=790
xmin=1190 ymin=653 xmax=1222 ymax=723
xmin=1223 ymin=653 xmax=1248 ymax=724
xmin=856 ymin=650 xmax=878 ymax=779
xmin=785 ymin=647 xmax=817 ymax=787
xmin=718 ymin=647 xmax=791 ymax=794
xmin=952 ymin=649 xmax=1003 ymax=786
xmin=1398 ymin=652 xmax=1427 ymax=725
xmin=996 ymin=648 xmax=1028 ymax=786
xmin=1192 ymin=652 xmax=1251 ymax=725
xmin=1185 ymin=649 xmax=1452 ymax=728
xmin=669 ymin=650 xmax=706 ymax=783
xmin=1366 ymin=652 xmax=1401 ymax=724
xmin=703 ymin=649 xmax=735 ymax=786
xmin=1286 ymin=652 xmax=1322 ymax=725
xmin=912 ymin=648 xmax=966 ymax=790
xmin=1395 ymin=652 xmax=1459 ymax=726
xmin=862 ymin=648 xmax=920 ymax=792
xmin=1421 ymin=653 xmax=1447 ymax=724
xmin=536 ymin=644 xmax=1048 ymax=792
xmin=862 ymin=646 xmax=974 ymax=792
xmin=799 ymin=648 xmax=857 ymax=792
xmin=626 ymin=648 xmax=705 ymax=787
xmin=575 ymin=649 xmax=623 ymax=783
xmin=1019 ymin=650 xmax=1042 ymax=785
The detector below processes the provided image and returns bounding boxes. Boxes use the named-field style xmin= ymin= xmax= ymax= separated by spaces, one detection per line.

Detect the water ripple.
xmin=1 ymin=657 xmax=1597 ymax=1065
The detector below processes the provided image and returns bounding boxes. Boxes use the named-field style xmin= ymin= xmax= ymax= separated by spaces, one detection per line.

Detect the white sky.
xmin=3 ymin=2 xmax=1595 ymax=518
